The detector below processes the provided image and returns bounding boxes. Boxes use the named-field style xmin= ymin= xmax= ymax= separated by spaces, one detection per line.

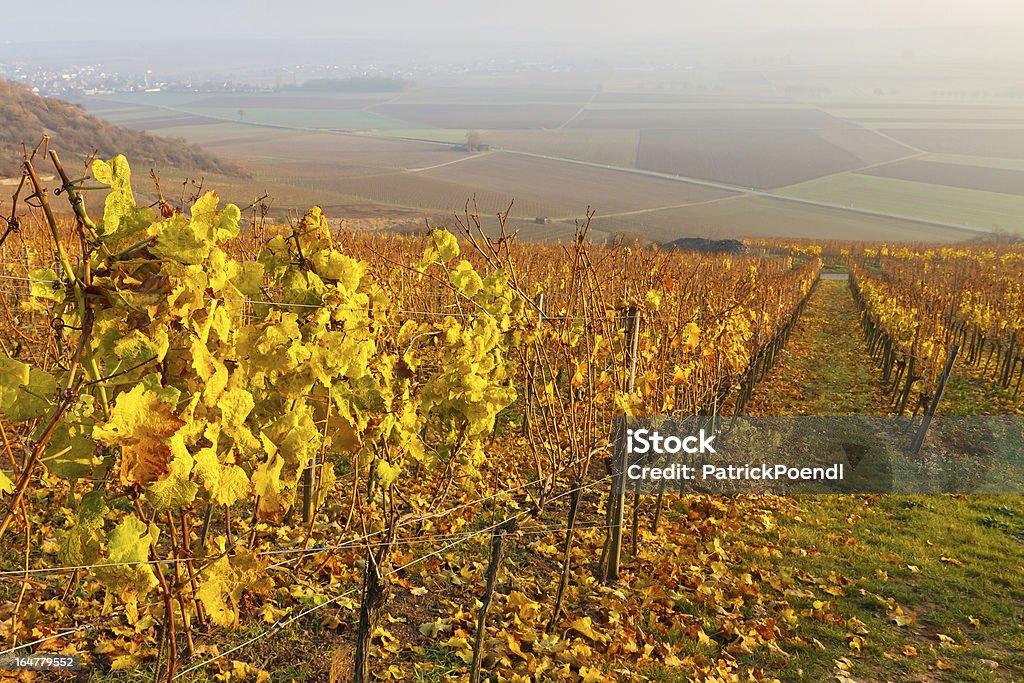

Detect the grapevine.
xmin=0 ymin=149 xmax=822 ymax=680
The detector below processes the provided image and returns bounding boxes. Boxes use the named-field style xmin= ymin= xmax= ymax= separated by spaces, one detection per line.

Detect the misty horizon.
xmin=3 ymin=29 xmax=1024 ymax=84
xmin=8 ymin=0 xmax=1024 ymax=43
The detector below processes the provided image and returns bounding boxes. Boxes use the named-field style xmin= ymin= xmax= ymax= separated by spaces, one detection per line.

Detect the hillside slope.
xmin=0 ymin=80 xmax=241 ymax=178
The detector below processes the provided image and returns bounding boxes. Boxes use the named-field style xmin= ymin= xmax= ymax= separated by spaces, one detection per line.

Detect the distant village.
xmin=0 ymin=55 xmax=581 ymax=99
xmin=0 ymin=61 xmax=276 ymax=97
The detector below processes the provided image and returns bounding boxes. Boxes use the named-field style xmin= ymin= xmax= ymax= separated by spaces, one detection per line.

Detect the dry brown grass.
xmin=328 ymin=644 xmax=354 ymax=683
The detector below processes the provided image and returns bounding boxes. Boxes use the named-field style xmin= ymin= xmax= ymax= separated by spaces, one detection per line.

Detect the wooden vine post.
xmin=301 ymin=451 xmax=316 ymax=523
xmin=469 ymin=517 xmax=517 ymax=683
xmin=999 ymin=331 xmax=1017 ymax=388
xmin=522 ymin=292 xmax=545 ymax=437
xmin=547 ymin=479 xmax=582 ymax=632
xmin=910 ymin=343 xmax=960 ymax=454
xmin=599 ymin=305 xmax=640 ymax=584
xmin=353 ymin=532 xmax=394 ymax=683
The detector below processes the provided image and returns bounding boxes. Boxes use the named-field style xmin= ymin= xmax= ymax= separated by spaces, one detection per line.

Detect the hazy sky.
xmin=10 ymin=0 xmax=1024 ymax=42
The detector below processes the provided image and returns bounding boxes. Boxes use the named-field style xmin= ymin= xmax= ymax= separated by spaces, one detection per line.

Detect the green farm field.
xmin=861 ymin=159 xmax=1024 ymax=195
xmin=777 ymin=174 xmax=1024 ymax=233
xmin=583 ymin=195 xmax=973 ymax=243
xmin=924 ymin=153 xmax=1024 ymax=172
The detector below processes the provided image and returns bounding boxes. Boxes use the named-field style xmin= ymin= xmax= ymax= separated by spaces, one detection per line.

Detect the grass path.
xmin=711 ymin=277 xmax=1024 ymax=682
xmin=746 ymin=278 xmax=890 ymax=416
xmin=746 ymin=277 xmax=1020 ymax=417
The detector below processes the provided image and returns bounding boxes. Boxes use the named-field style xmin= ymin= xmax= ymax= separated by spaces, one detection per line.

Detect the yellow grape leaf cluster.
xmin=0 ymin=156 xmax=526 ymax=628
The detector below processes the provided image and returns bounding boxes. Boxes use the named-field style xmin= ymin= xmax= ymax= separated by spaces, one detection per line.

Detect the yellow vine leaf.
xmin=0 ymin=351 xmax=56 ymax=423
xmin=146 ymin=434 xmax=199 ymax=510
xmin=196 ymin=549 xmax=273 ymax=629
xmin=449 ymin=260 xmax=484 ymax=297
xmin=93 ymin=385 xmax=185 ymax=486
xmin=45 ymin=419 xmax=101 ymax=480
xmin=193 ymin=443 xmax=252 ymax=507
xmin=59 ymin=491 xmax=107 ymax=566
xmin=147 ymin=191 xmax=240 ymax=265
xmin=311 ymin=249 xmax=363 ymax=290
xmin=376 ymin=458 xmax=402 ymax=488
xmin=252 ymin=453 xmax=286 ymax=516
xmin=95 ymin=515 xmax=160 ymax=623
xmin=568 ymin=616 xmax=607 ymax=642
xmin=682 ymin=321 xmax=701 ymax=349
xmin=428 ymin=228 xmax=460 ymax=264
xmin=27 ymin=269 xmax=64 ymax=303
xmin=107 ymin=515 xmax=157 ymax=564
xmin=91 ymin=155 xmax=149 ymax=240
